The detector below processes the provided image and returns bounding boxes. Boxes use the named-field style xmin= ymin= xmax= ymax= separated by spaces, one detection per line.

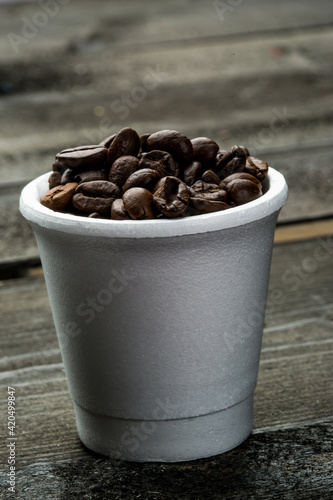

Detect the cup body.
xmin=20 ymin=168 xmax=287 ymax=462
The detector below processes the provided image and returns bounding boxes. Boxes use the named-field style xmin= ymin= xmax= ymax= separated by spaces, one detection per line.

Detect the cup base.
xmin=74 ymin=394 xmax=253 ymax=462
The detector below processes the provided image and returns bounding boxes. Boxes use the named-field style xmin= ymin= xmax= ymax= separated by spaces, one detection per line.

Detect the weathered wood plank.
xmin=1 ymin=0 xmax=333 ymax=63
xmin=0 ymin=238 xmax=332 ymax=472
xmin=1 ymin=28 xmax=333 ymax=156
xmin=4 ymin=421 xmax=330 ymax=500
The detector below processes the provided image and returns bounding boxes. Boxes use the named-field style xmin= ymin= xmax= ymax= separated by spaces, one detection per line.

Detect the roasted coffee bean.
xmin=220 ymin=172 xmax=261 ymax=188
xmin=189 ymin=197 xmax=230 ymax=214
xmin=111 ymin=198 xmax=131 ymax=220
xmin=108 ymin=156 xmax=139 ymax=187
xmin=41 ymin=182 xmax=78 ymax=211
xmin=201 ymin=170 xmax=220 ymax=185
xmin=139 ymin=133 xmax=151 ymax=153
xmin=147 ymin=130 xmax=193 ymax=166
xmin=107 ymin=127 xmax=140 ymax=166
xmin=244 ymin=157 xmax=268 ymax=181
xmin=190 ymin=181 xmax=228 ymax=203
xmin=42 ymin=126 xmax=270 ymax=219
xmin=153 ymin=176 xmax=190 ymax=218
xmin=74 ymin=170 xmax=108 ymax=183
xmin=56 ymin=145 xmax=107 ymax=170
xmin=226 ymin=178 xmax=262 ymax=205
xmin=183 ymin=161 xmax=204 ymax=186
xmin=122 ymin=187 xmax=155 ymax=220
xmin=73 ymin=181 xmax=121 ymax=215
xmin=99 ymin=134 xmax=116 ymax=148
xmin=215 ymin=147 xmax=236 ymax=170
xmin=88 ymin=212 xmax=104 ymax=218
xmin=139 ymin=150 xmax=179 ymax=177
xmin=52 ymin=159 xmax=64 ymax=173
xmin=215 ymin=150 xmax=226 ymax=161
xmin=60 ymin=168 xmax=76 ymax=184
xmin=215 ymin=145 xmax=248 ymax=177
xmin=48 ymin=171 xmax=61 ymax=189
xmin=217 ymin=156 xmax=246 ymax=180
xmin=123 ymin=168 xmax=161 ymax=193
xmin=191 ymin=137 xmax=219 ymax=164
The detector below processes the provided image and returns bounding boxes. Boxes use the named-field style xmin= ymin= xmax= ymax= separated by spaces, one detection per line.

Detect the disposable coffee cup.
xmin=20 ymin=167 xmax=288 ymax=462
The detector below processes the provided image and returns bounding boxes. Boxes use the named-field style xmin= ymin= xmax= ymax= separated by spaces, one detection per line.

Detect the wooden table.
xmin=0 ymin=1 xmax=332 ymax=498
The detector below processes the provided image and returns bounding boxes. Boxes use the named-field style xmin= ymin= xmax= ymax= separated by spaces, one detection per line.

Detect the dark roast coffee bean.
xmin=226 ymin=178 xmax=262 ymax=205
xmin=222 ymin=145 xmax=249 ymax=164
xmin=74 ymin=169 xmax=108 ymax=183
xmin=201 ymin=170 xmax=220 ymax=185
xmin=52 ymin=159 xmax=64 ymax=173
xmin=214 ymin=145 xmax=248 ymax=178
xmin=190 ymin=180 xmax=228 ymax=202
xmin=139 ymin=133 xmax=151 ymax=153
xmin=111 ymin=198 xmax=131 ymax=220
xmin=153 ymin=176 xmax=190 ymax=218
xmin=147 ymin=130 xmax=193 ymax=166
xmin=191 ymin=137 xmax=219 ymax=164
xmin=108 ymin=155 xmax=139 ymax=187
xmin=220 ymin=172 xmax=261 ymax=188
xmin=189 ymin=197 xmax=230 ymax=214
xmin=48 ymin=171 xmax=61 ymax=189
xmin=41 ymin=182 xmax=78 ymax=211
xmin=123 ymin=168 xmax=161 ymax=193
xmin=56 ymin=145 xmax=107 ymax=170
xmin=88 ymin=212 xmax=104 ymax=218
xmin=60 ymin=168 xmax=75 ymax=184
xmin=42 ymin=126 xmax=270 ymax=219
xmin=99 ymin=134 xmax=116 ymax=148
xmin=191 ymin=180 xmax=223 ymax=195
xmin=183 ymin=161 xmax=204 ymax=186
xmin=122 ymin=187 xmax=155 ymax=220
xmin=218 ymin=157 xmax=246 ymax=180
xmin=244 ymin=157 xmax=268 ymax=181
xmin=107 ymin=127 xmax=140 ymax=166
xmin=139 ymin=150 xmax=179 ymax=177
xmin=73 ymin=181 xmax=121 ymax=215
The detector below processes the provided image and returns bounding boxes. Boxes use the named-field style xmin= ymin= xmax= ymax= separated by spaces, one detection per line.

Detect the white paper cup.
xmin=20 ymin=168 xmax=288 ymax=462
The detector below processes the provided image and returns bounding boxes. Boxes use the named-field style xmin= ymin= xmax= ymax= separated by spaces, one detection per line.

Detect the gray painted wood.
xmin=1 ymin=1 xmax=333 ymax=265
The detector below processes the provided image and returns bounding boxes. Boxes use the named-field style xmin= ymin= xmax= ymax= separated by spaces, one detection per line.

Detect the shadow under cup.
xmin=19 ymin=168 xmax=288 ymax=462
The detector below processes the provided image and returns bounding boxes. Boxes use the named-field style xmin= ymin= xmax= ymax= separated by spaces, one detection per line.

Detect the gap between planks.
xmin=274 ymin=218 xmax=333 ymax=243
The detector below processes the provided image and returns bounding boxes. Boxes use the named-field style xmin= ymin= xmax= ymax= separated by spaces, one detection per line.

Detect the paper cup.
xmin=20 ymin=168 xmax=288 ymax=462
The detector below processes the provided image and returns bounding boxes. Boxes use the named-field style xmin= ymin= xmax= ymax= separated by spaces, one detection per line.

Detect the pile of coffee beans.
xmin=40 ymin=127 xmax=268 ymax=220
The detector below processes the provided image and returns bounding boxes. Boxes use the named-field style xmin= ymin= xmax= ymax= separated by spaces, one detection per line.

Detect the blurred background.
xmin=0 ymin=0 xmax=332 ymax=271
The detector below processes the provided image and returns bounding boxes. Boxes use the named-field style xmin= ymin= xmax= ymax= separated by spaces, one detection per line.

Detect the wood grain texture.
xmin=1 ymin=0 xmax=333 ymax=60
xmin=0 ymin=421 xmax=329 ymax=499
xmin=1 ymin=0 xmax=333 ymax=266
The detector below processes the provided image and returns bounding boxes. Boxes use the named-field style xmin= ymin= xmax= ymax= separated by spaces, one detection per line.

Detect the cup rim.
xmin=20 ymin=168 xmax=288 ymax=239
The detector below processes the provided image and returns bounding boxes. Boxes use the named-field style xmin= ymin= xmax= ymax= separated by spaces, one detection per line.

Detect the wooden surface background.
xmin=0 ymin=0 xmax=332 ymax=498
